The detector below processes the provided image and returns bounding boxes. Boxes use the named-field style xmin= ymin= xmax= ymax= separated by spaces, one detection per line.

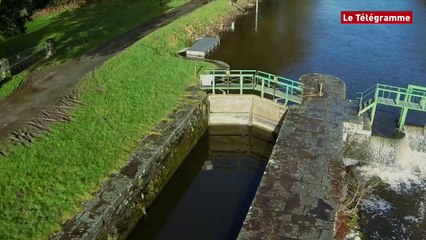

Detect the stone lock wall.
xmin=208 ymin=94 xmax=287 ymax=133
xmin=238 ymin=74 xmax=372 ymax=240
xmin=52 ymin=91 xmax=209 ymax=240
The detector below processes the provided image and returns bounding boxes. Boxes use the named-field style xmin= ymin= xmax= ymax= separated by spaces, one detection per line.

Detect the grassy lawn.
xmin=0 ymin=73 xmax=27 ymax=99
xmin=0 ymin=0 xmax=242 ymax=238
xmin=0 ymin=0 xmax=190 ymax=100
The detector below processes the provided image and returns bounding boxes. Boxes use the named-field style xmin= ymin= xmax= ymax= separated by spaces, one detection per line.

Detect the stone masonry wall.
xmin=238 ymin=74 xmax=364 ymax=240
xmin=52 ymin=89 xmax=208 ymax=240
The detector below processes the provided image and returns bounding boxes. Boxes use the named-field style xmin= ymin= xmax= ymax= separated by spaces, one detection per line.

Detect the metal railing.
xmin=200 ymin=69 xmax=303 ymax=105
xmin=358 ymin=83 xmax=426 ymax=130
xmin=6 ymin=46 xmax=44 ymax=69
xmin=1 ymin=39 xmax=56 ymax=81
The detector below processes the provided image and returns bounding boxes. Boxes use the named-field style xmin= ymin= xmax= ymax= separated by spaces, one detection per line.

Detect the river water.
xmin=208 ymin=0 xmax=426 ymax=239
xmin=127 ymin=126 xmax=275 ymax=240
xmin=358 ymin=127 xmax=426 ymax=239
xmin=210 ymin=0 xmax=426 ymax=128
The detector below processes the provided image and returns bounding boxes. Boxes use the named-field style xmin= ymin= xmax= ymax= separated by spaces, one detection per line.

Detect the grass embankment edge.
xmin=0 ymin=0 xmax=250 ymax=239
xmin=0 ymin=0 xmax=190 ymax=100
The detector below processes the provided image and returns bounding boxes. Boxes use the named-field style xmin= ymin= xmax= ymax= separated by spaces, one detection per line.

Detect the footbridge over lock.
xmin=199 ymin=71 xmax=371 ymax=239
xmin=198 ymin=70 xmax=424 ymax=238
xmin=358 ymin=83 xmax=426 ymax=131
xmin=200 ymin=69 xmax=305 ymax=132
xmin=200 ymin=69 xmax=304 ymax=105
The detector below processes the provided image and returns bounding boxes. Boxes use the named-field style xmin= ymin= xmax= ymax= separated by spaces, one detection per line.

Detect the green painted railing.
xmin=358 ymin=83 xmax=426 ymax=130
xmin=199 ymin=69 xmax=303 ymax=105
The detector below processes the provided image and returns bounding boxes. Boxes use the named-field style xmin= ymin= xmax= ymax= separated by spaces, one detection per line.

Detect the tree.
xmin=0 ymin=0 xmax=49 ymax=39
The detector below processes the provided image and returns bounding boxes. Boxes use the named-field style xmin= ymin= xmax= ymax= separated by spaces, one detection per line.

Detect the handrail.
xmin=376 ymin=85 xmax=426 ymax=100
xmin=358 ymin=83 xmax=426 ymax=131
xmin=358 ymin=84 xmax=378 ymax=96
xmin=377 ymin=83 xmax=408 ymax=92
xmin=203 ymin=69 xmax=303 ymax=87
xmin=358 ymin=84 xmax=378 ymax=108
xmin=256 ymin=70 xmax=302 ymax=87
xmin=203 ymin=69 xmax=304 ymax=92
xmin=360 ymin=84 xmax=426 ymax=104
xmin=200 ymin=69 xmax=303 ymax=105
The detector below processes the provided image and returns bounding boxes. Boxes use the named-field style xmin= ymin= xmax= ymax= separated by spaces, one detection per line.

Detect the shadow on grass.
xmin=0 ymin=77 xmax=13 ymax=88
xmin=84 ymin=7 xmax=189 ymax=59
xmin=0 ymin=0 xmax=179 ymax=64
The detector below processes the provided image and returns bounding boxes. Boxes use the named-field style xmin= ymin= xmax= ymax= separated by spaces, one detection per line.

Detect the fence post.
xmin=45 ymin=38 xmax=56 ymax=58
xmin=240 ymin=75 xmax=243 ymax=94
xmin=0 ymin=58 xmax=11 ymax=81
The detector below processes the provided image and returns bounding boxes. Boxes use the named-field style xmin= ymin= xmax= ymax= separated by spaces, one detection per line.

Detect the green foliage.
xmin=0 ymin=0 xmax=233 ymax=238
xmin=49 ymin=0 xmax=79 ymax=6
xmin=347 ymin=210 xmax=360 ymax=229
xmin=0 ymin=0 xmax=189 ymax=100
xmin=0 ymin=0 xmax=33 ymax=38
xmin=0 ymin=71 xmax=27 ymax=99
xmin=0 ymin=0 xmax=185 ymax=57
xmin=47 ymin=0 xmax=94 ymax=7
xmin=0 ymin=0 xmax=50 ymax=38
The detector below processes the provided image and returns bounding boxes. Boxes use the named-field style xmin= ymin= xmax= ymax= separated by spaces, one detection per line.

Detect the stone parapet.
xmin=238 ymin=73 xmax=368 ymax=239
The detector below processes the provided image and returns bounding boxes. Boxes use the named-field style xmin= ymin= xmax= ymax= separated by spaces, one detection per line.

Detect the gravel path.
xmin=0 ymin=0 xmax=208 ymax=141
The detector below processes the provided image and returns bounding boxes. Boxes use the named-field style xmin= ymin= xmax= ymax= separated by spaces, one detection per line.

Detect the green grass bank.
xmin=0 ymin=0 xmax=189 ymax=100
xmin=0 ymin=0 xmax=247 ymax=238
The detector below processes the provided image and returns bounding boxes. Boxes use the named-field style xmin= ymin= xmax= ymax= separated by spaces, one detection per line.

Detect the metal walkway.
xmin=200 ymin=69 xmax=303 ymax=105
xmin=358 ymin=84 xmax=426 ymax=130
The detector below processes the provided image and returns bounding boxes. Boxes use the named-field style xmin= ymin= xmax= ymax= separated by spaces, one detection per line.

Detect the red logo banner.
xmin=341 ymin=11 xmax=413 ymax=24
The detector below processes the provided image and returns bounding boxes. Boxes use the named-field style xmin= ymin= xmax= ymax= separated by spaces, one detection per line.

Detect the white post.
xmin=0 ymin=58 xmax=11 ymax=81
xmin=255 ymin=0 xmax=259 ymax=32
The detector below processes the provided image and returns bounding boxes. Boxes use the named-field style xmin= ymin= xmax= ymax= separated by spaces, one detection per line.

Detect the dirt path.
xmin=0 ymin=0 xmax=208 ymax=141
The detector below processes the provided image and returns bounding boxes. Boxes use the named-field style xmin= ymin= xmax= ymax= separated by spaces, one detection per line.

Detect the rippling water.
xmin=209 ymin=0 xmax=426 ymax=238
xmin=357 ymin=126 xmax=426 ymax=239
xmin=210 ymin=0 xmax=426 ymax=125
xmin=127 ymin=126 xmax=274 ymax=240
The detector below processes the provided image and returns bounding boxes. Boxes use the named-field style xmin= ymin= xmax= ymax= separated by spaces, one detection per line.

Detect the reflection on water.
xmin=210 ymin=0 xmax=426 ymax=238
xmin=211 ymin=0 xmax=426 ymax=97
xmin=210 ymin=0 xmax=426 ymax=126
xmin=210 ymin=0 xmax=316 ymax=73
xmin=127 ymin=126 xmax=275 ymax=240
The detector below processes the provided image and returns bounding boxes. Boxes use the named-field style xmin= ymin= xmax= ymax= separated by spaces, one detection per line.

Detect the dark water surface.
xmin=360 ymin=187 xmax=426 ymax=240
xmin=208 ymin=0 xmax=426 ymax=239
xmin=127 ymin=126 xmax=275 ymax=240
xmin=210 ymin=0 xmax=426 ymax=96
xmin=210 ymin=0 xmax=426 ymax=128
